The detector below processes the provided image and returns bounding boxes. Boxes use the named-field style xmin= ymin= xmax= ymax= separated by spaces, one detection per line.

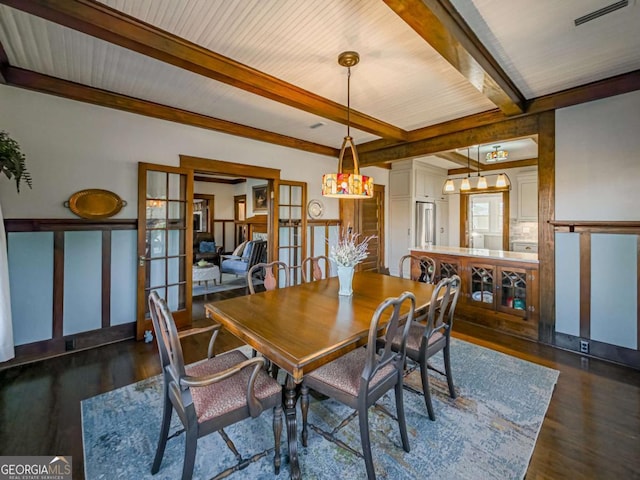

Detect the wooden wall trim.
xmin=550 ymin=220 xmax=640 ymax=233
xmin=1 ymin=322 xmax=135 ymax=370
xmin=52 ymin=231 xmax=64 ymax=339
xmin=554 ymin=332 xmax=640 ymax=370
xmin=4 ymin=218 xmax=137 ymax=231
xmin=537 ymin=111 xmax=555 ymax=344
xmin=180 ymin=156 xmax=281 ymax=180
xmin=579 ymin=233 xmax=591 ymax=339
xmin=101 ymin=230 xmax=111 ymax=329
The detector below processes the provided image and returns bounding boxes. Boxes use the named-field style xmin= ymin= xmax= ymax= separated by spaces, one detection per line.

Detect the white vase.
xmin=337 ymin=265 xmax=354 ymax=296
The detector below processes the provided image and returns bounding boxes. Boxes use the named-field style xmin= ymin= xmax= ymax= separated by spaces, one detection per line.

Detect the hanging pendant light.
xmin=496 ymin=173 xmax=508 ymax=188
xmin=322 ymin=51 xmax=373 ymax=199
xmin=476 ymin=146 xmax=487 ymax=189
xmin=460 ymin=148 xmax=471 ymax=191
xmin=443 ymin=179 xmax=455 ymax=192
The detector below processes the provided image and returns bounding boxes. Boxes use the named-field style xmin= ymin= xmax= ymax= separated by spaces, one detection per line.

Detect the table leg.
xmin=283 ymin=374 xmax=301 ymax=480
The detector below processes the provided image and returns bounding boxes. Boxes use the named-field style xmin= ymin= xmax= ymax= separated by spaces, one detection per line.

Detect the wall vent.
xmin=574 ymin=0 xmax=629 ymax=26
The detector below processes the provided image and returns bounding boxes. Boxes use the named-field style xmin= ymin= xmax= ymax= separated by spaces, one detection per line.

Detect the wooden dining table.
xmin=205 ymin=271 xmax=437 ymax=479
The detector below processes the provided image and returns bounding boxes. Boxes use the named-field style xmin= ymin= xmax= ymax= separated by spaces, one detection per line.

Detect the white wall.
xmin=555 ymin=90 xmax=640 ymax=348
xmin=194 ymin=181 xmax=235 ymax=219
xmin=0 ymin=85 xmax=388 ymax=227
xmin=556 ymin=90 xmax=640 ymax=220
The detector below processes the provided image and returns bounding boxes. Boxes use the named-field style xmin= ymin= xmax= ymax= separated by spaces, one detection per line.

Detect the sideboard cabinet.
xmin=410 ymin=248 xmax=539 ymax=340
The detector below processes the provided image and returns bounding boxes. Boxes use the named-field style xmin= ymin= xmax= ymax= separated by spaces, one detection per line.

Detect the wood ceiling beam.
xmin=448 ymin=157 xmax=538 ymax=175
xmin=359 ymin=115 xmax=539 ymax=167
xmin=4 ymin=67 xmax=339 ymax=157
xmin=383 ymin=0 xmax=525 ymax=116
xmin=1 ymin=0 xmax=408 ymax=141
xmin=358 ymin=68 xmax=640 ymax=162
xmin=435 ymin=151 xmax=477 ymax=169
xmin=527 ymin=68 xmax=640 ymax=114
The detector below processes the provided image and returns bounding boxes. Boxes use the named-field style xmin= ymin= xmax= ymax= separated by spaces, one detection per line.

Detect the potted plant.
xmin=0 ymin=131 xmax=32 ymax=193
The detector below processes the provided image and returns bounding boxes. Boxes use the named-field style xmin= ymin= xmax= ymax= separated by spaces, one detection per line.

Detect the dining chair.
xmin=301 ymin=255 xmax=330 ymax=282
xmin=300 ymin=291 xmax=416 ymax=480
xmin=391 ymin=274 xmax=461 ymax=421
xmin=246 ymin=261 xmax=290 ymax=379
xmin=398 ymin=254 xmax=436 ymax=284
xmin=247 ymin=260 xmax=290 ymax=294
xmin=148 ymin=291 xmax=283 ymax=480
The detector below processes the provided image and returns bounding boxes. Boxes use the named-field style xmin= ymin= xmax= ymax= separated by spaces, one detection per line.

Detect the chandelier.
xmin=486 ymin=145 xmax=508 ymax=162
xmin=322 ymin=51 xmax=373 ymax=199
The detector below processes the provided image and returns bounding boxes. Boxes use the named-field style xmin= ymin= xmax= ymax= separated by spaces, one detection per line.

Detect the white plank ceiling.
xmin=0 ymin=0 xmax=638 ymax=166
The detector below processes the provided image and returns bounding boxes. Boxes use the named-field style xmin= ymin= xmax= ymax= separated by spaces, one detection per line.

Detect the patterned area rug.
xmin=82 ymin=339 xmax=558 ymax=479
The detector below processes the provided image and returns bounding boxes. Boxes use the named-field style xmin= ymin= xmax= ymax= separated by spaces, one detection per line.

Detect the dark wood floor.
xmin=1 ymin=286 xmax=639 ymax=480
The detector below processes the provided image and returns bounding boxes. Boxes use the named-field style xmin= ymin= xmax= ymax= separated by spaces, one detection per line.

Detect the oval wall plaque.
xmin=64 ymin=189 xmax=126 ymax=219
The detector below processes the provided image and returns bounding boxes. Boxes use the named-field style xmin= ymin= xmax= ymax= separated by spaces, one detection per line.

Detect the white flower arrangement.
xmin=329 ymin=228 xmax=376 ymax=268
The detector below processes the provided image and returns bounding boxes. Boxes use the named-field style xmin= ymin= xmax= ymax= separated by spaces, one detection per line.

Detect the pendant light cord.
xmin=346 ymin=67 xmax=351 ymax=137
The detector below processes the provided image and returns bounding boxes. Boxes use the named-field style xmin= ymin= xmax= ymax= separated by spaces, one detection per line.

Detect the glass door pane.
xmin=278 ymin=181 xmax=306 ymax=285
xmin=137 ymin=164 xmax=193 ymax=340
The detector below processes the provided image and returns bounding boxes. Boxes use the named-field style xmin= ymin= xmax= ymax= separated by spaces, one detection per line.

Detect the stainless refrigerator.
xmin=415 ymin=201 xmax=436 ymax=247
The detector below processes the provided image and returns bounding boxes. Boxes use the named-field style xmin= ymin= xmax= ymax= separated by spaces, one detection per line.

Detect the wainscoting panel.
xmin=110 ymin=230 xmax=137 ymax=327
xmin=591 ymin=234 xmax=637 ymax=349
xmin=64 ymin=231 xmax=102 ymax=336
xmin=555 ymin=232 xmax=580 ymax=337
xmin=551 ymin=221 xmax=640 ymax=369
xmin=3 ymin=219 xmax=137 ymax=367
xmin=7 ymin=232 xmax=54 ymax=345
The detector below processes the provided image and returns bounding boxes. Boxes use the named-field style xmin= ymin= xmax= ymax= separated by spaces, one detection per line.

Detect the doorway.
xmin=460 ymin=190 xmax=510 ymax=250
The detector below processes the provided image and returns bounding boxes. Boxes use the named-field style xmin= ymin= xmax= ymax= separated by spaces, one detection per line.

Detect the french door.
xmin=136 ymin=163 xmax=193 ymax=340
xmin=278 ymin=181 xmax=306 ymax=285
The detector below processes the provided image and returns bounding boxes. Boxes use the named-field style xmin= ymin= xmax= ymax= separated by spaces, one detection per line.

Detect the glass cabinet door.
xmin=436 ymin=257 xmax=461 ymax=282
xmin=469 ymin=263 xmax=495 ymax=308
xmin=497 ymin=266 xmax=533 ymax=319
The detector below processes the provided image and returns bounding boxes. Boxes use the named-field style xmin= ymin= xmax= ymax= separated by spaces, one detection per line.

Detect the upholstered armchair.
xmin=193 ymin=232 xmax=223 ymax=265
xmin=220 ymin=240 xmax=267 ymax=278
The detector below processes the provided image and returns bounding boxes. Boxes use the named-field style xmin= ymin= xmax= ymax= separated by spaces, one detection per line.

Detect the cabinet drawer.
xmin=512 ymin=243 xmax=538 ymax=253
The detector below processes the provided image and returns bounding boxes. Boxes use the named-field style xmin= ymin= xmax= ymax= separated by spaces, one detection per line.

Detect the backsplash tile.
xmin=510 ymin=220 xmax=538 ymax=243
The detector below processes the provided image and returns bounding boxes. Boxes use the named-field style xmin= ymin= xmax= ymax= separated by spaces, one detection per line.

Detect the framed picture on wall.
xmin=252 ymin=184 xmax=268 ymax=212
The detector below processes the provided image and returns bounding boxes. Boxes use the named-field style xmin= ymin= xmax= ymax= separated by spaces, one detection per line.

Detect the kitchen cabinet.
xmin=517 ymin=173 xmax=538 ymax=221
xmin=389 ymin=161 xmax=449 ymax=275
xmin=415 ymin=168 xmax=447 ymax=201
xmin=411 ymin=246 xmax=539 ymax=340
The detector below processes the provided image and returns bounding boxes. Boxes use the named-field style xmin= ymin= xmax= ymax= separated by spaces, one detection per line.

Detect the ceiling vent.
xmin=574 ymin=0 xmax=628 ymax=26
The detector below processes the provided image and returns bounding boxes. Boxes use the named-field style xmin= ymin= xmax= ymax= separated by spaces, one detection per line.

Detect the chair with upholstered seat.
xmin=247 ymin=261 xmax=290 ymax=294
xmin=301 ymin=255 xmax=330 ymax=282
xmin=390 ymin=275 xmax=461 ymax=421
xmin=398 ymin=254 xmax=436 ymax=284
xmin=300 ymin=291 xmax=416 ymax=480
xmin=148 ymin=291 xmax=283 ymax=480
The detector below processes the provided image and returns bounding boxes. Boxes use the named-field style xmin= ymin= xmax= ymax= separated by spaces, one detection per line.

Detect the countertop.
xmin=411 ymin=245 xmax=539 ymax=264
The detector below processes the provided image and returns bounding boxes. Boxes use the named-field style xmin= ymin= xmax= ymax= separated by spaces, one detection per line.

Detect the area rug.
xmin=82 ymin=339 xmax=559 ymax=479
xmin=192 ymin=273 xmax=260 ymax=296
